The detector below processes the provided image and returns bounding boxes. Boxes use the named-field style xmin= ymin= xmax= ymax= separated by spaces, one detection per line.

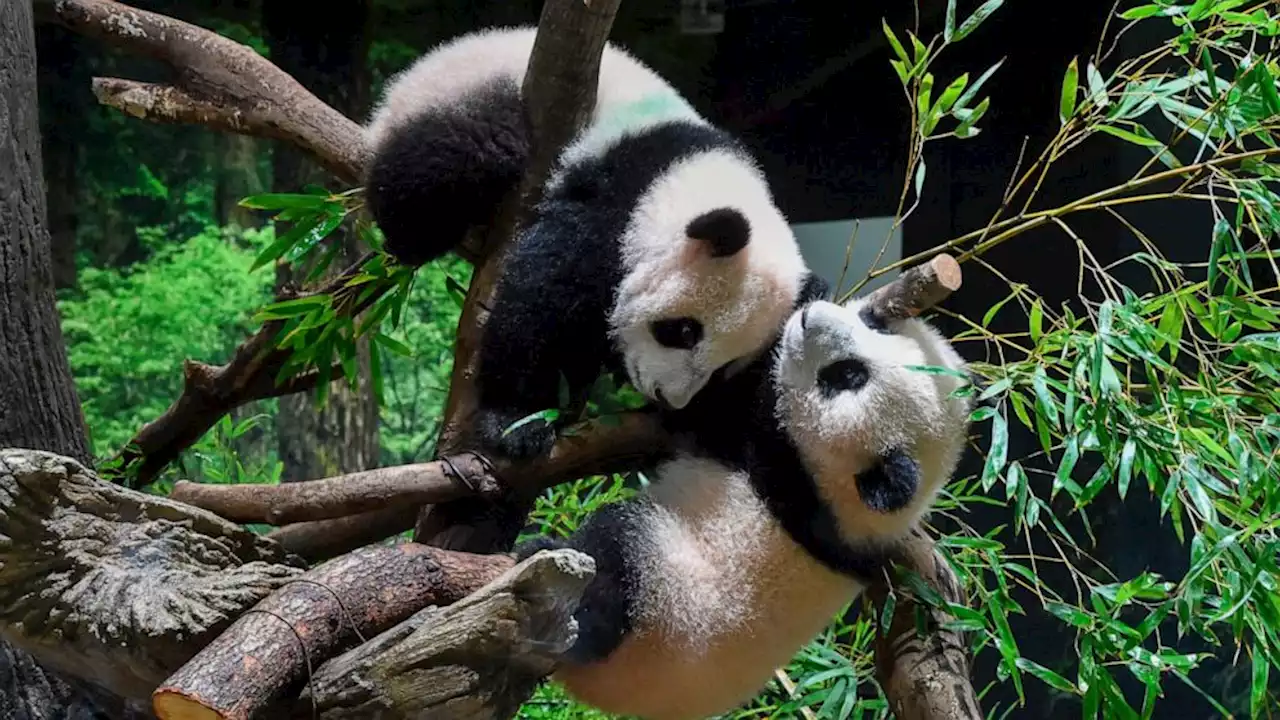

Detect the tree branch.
xmin=172 ymin=412 xmax=663 ymax=530
xmin=44 ymin=0 xmax=368 ymax=183
xmin=113 ymin=253 xmax=378 ymax=488
xmin=872 ymin=531 xmax=983 ymax=720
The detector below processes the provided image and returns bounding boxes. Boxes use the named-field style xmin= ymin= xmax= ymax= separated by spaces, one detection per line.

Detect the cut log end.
xmin=152 ymin=693 xmax=227 ymax=720
xmin=856 ymin=252 xmax=964 ymax=321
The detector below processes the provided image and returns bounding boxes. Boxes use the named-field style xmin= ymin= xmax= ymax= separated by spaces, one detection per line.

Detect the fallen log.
xmin=294 ymin=548 xmax=593 ymax=719
xmin=152 ymin=543 xmax=516 ymax=719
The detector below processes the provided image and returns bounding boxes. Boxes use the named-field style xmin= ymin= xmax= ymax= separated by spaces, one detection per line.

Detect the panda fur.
xmin=515 ymin=292 xmax=974 ymax=720
xmin=363 ymin=27 xmax=815 ymax=460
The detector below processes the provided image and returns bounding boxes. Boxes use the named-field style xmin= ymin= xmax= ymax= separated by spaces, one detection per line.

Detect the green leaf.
xmin=935 ymin=73 xmax=970 ymax=116
xmin=503 ymin=409 xmax=560 ymax=437
xmin=1015 ymin=658 xmax=1078 ymax=694
xmin=882 ymin=19 xmax=910 ymax=63
xmin=954 ymin=58 xmax=1004 ymax=111
xmin=1029 ymin=298 xmax=1044 ymax=343
xmin=1117 ymin=438 xmax=1137 ymax=500
xmin=914 ymin=158 xmax=927 ymax=197
xmin=373 ymin=332 xmax=414 ymax=358
xmin=1252 ymin=649 xmax=1270 ymax=720
xmin=1096 ymin=123 xmax=1165 ymax=147
xmin=1085 ymin=62 xmax=1109 ymax=108
xmin=954 ymin=96 xmax=990 ymax=138
xmin=953 ymin=0 xmax=1004 ymax=42
xmin=1120 ymin=5 xmax=1163 ymax=19
xmin=1060 ymin=56 xmax=1080 ymax=124
xmin=944 ymin=0 xmax=957 ymax=42
xmin=907 ymin=31 xmax=927 ymax=65
xmin=239 ymin=192 xmax=332 ymax=210
xmin=879 ymin=589 xmax=897 ymax=635
xmin=981 ymin=412 xmax=1009 ymax=491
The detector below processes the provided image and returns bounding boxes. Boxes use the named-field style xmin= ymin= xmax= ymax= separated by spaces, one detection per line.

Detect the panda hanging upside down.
xmin=514 ymin=291 xmax=975 ymax=720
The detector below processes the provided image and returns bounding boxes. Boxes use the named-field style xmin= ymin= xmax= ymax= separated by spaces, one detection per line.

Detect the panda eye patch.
xmin=858 ymin=305 xmax=894 ymax=334
xmin=817 ymin=357 xmax=870 ymax=397
xmin=651 ymin=318 xmax=703 ymax=350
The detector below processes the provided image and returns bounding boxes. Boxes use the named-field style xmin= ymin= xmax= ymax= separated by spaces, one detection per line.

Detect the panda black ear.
xmin=855 ymin=447 xmax=919 ymax=513
xmin=687 ymin=208 xmax=751 ymax=258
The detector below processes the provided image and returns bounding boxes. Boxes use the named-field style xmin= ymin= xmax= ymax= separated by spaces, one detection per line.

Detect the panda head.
xmin=772 ymin=297 xmax=973 ymax=543
xmin=609 ymin=150 xmax=809 ymax=411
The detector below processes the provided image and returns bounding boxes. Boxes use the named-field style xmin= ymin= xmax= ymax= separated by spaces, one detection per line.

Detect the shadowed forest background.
xmin=22 ymin=0 xmax=1280 ymax=717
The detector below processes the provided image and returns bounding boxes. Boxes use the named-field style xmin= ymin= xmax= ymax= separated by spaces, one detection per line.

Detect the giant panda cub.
xmin=515 ymin=294 xmax=974 ymax=720
xmin=363 ymin=27 xmax=815 ymax=459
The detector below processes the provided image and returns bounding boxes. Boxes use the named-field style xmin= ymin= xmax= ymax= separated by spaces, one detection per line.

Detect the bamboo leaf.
xmin=1060 ymin=56 xmax=1080 ymax=124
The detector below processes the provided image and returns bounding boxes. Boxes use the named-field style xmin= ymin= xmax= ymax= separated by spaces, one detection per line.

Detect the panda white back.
xmin=520 ymin=296 xmax=973 ymax=719
xmin=365 ymin=26 xmax=702 ymax=177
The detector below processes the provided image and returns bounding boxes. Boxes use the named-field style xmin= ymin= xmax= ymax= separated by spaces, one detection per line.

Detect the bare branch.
xmin=175 ymin=412 xmax=666 ymax=529
xmin=266 ymin=507 xmax=422 ymax=564
xmin=113 ymin=252 xmax=380 ymax=488
xmin=46 ymin=0 xmax=368 ymax=183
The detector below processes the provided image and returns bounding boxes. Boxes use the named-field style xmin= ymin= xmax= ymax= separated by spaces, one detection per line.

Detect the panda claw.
xmin=476 ymin=408 xmax=558 ymax=462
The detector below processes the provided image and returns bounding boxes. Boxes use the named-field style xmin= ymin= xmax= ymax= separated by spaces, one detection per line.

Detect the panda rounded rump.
xmin=553 ymin=460 xmax=858 ymax=720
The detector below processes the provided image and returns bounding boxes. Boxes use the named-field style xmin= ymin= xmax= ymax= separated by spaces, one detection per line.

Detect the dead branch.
xmin=152 ymin=543 xmax=515 ymax=719
xmin=113 ymin=253 xmax=375 ymax=488
xmin=265 ymin=507 xmax=422 ymax=564
xmin=290 ymin=548 xmax=593 ymax=719
xmin=43 ymin=0 xmax=368 ymax=184
xmin=861 ymin=253 xmax=963 ymax=320
xmin=170 ymin=456 xmax=501 ymax=526
xmin=871 ymin=530 xmax=983 ymax=720
xmin=173 ymin=412 xmax=664 ymax=532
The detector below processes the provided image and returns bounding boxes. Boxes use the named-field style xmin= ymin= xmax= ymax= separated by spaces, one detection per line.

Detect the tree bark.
xmin=2 ymin=5 xmax=139 ymax=715
xmin=153 ymin=542 xmax=515 ymax=719
xmin=263 ymin=0 xmax=379 ymax=483
xmin=0 ymin=0 xmax=91 ymax=465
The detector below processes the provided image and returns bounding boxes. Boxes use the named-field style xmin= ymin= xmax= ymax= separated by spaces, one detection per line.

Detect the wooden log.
xmin=169 ymin=455 xmax=501 ymax=526
xmin=0 ymin=448 xmax=302 ymax=703
xmin=151 ymin=543 xmax=516 ymax=720
xmin=294 ymin=548 xmax=594 ymax=719
xmin=857 ymin=253 xmax=963 ymax=320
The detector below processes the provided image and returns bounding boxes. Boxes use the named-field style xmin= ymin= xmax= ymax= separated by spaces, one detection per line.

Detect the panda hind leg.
xmin=514 ymin=501 xmax=649 ymax=666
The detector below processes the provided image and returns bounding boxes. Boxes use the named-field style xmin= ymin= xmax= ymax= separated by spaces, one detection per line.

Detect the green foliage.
xmin=58 ymin=224 xmax=275 ymax=463
xmin=378 ymin=254 xmax=471 ymax=464
xmin=839 ymin=1 xmax=1280 ymax=718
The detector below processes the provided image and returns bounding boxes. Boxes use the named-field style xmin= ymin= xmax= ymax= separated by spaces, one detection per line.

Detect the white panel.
xmin=791 ymin=217 xmax=902 ymax=298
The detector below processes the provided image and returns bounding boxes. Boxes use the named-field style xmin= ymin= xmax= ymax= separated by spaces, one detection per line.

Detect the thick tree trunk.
xmin=34 ymin=24 xmax=85 ymax=291
xmin=0 ymin=0 xmax=90 ymax=465
xmin=1 ymin=3 xmax=134 ymax=716
xmin=264 ymin=0 xmax=379 ymax=483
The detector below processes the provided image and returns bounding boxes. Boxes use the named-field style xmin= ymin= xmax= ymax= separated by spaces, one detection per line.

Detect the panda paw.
xmin=513 ymin=536 xmax=571 ymax=562
xmin=476 ymin=408 xmax=558 ymax=461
